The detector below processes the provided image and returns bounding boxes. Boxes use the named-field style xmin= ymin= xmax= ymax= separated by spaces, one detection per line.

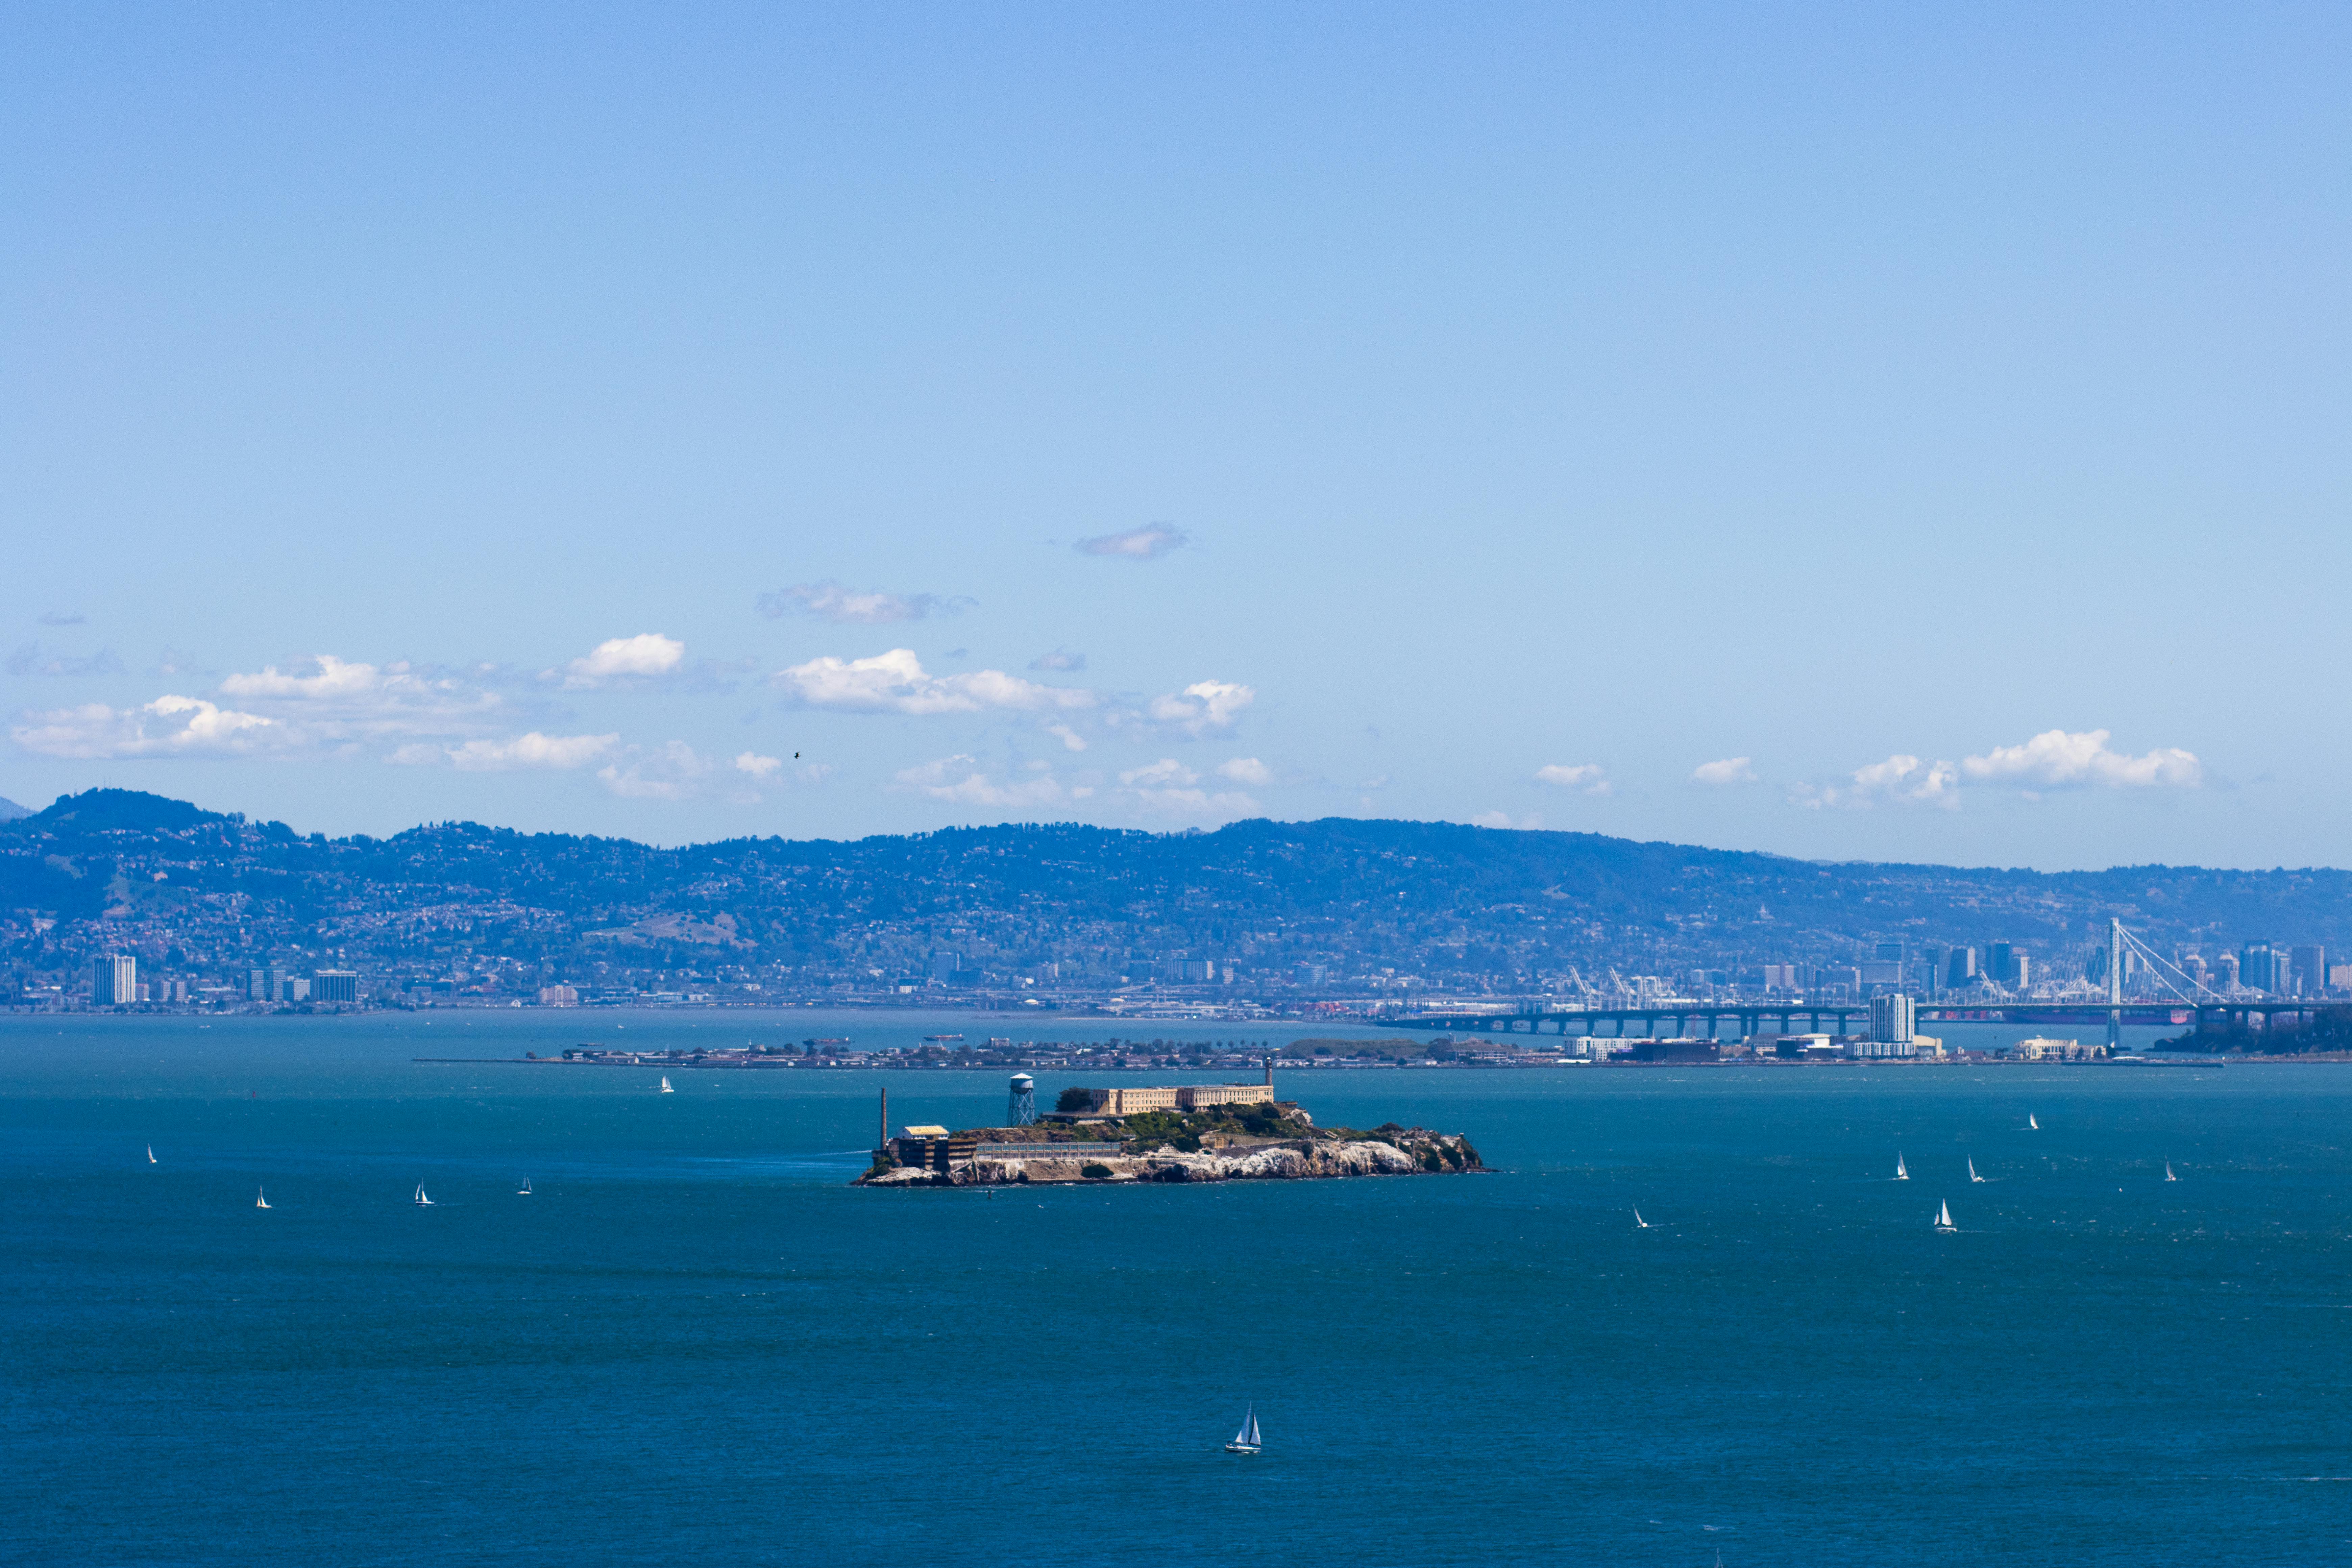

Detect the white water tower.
xmin=1007 ymin=1073 xmax=1036 ymax=1126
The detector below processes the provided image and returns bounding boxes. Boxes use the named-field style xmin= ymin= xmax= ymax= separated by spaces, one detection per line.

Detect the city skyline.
xmin=7 ymin=7 xmax=2350 ymax=870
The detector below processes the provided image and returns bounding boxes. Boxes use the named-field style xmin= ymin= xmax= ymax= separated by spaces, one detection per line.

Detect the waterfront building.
xmin=1870 ymin=994 xmax=1915 ymax=1044
xmin=536 ymin=983 xmax=579 ymax=1007
xmin=2009 ymin=1036 xmax=2096 ymax=1061
xmin=1844 ymin=1037 xmax=1916 ymax=1059
xmin=312 ymin=970 xmax=361 ymax=1004
xmin=92 ymin=954 xmax=137 ymax=1005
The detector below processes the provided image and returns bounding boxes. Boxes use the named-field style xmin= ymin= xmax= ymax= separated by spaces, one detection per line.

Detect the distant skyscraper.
xmin=92 ymin=953 xmax=136 ymax=1005
xmin=1870 ymin=993 xmax=1915 ymax=1044
xmin=2291 ymin=946 xmax=2326 ymax=997
xmin=1947 ymin=947 xmax=1979 ymax=988
xmin=1988 ymin=941 xmax=2016 ymax=985
xmin=2240 ymin=942 xmax=2287 ymax=994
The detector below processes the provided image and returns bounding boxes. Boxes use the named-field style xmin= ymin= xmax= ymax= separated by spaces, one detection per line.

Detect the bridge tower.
xmin=2108 ymin=916 xmax=2123 ymax=1053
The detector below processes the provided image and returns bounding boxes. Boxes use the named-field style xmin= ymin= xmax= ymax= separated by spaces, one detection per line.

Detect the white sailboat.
xmin=413 ymin=1183 xmax=434 ymax=1206
xmin=518 ymin=1177 xmax=533 ymax=1195
xmin=2028 ymin=1113 xmax=2039 ymax=1130
xmin=1894 ymin=1153 xmax=1909 ymax=1180
xmin=146 ymin=1145 xmax=156 ymax=1164
xmin=659 ymin=1076 xmax=674 ymax=1094
xmin=2164 ymin=1162 xmax=2178 ymax=1182
xmin=1634 ymin=1206 xmax=1651 ymax=1229
xmin=255 ymin=1186 xmax=270 ymax=1209
xmin=1224 ymin=1403 xmax=1262 ymax=1454
xmin=1968 ymin=1158 xmax=1986 ymax=1183
xmin=1934 ymin=1200 xmax=1956 ymax=1232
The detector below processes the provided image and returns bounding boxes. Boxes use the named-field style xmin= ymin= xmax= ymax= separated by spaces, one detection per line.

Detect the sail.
xmin=1936 ymin=1202 xmax=1952 ymax=1228
xmin=1895 ymin=1154 xmax=1907 ymax=1179
xmin=1246 ymin=1408 xmax=1261 ymax=1446
xmin=2029 ymin=1114 xmax=2039 ymax=1129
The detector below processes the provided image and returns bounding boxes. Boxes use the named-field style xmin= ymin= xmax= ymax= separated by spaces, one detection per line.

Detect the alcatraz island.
xmin=858 ymin=1067 xmax=1484 ymax=1187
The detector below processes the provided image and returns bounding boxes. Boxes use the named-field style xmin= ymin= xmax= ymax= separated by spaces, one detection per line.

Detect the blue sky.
xmin=4 ymin=4 xmax=2347 ymax=868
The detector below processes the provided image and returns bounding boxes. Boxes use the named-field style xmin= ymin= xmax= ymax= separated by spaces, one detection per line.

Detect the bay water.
xmin=6 ymin=1010 xmax=2349 ymax=1566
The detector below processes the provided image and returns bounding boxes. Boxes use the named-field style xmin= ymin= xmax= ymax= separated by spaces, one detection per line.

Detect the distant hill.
xmin=2 ymin=789 xmax=2348 ymax=986
xmin=0 ymin=794 xmax=33 ymax=822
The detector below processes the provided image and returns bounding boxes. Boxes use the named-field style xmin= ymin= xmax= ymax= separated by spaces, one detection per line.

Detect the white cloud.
xmin=1471 ymin=810 xmax=1545 ymax=831
xmin=7 ymin=643 xmax=126 ymax=677
xmin=755 ymin=583 xmax=969 ymax=624
xmin=1046 ymin=723 xmax=1088 ymax=753
xmin=1961 ymin=729 xmax=2202 ymax=790
xmin=1795 ymin=753 xmax=1958 ymax=810
xmin=895 ymin=754 xmax=1084 ymax=810
xmin=597 ymin=740 xmax=715 ymax=799
xmin=1144 ymin=680 xmax=1255 ymax=736
xmin=1074 ymin=524 xmax=1189 ymax=559
xmin=1535 ymin=763 xmax=1611 ymax=796
xmin=1120 ymin=758 xmax=1198 ymax=788
xmin=734 ymin=751 xmax=783 ymax=778
xmin=214 ymin=655 xmax=505 ymax=741
xmin=10 ymin=696 xmax=277 ymax=759
xmin=563 ymin=633 xmax=685 ymax=688
xmin=773 ymin=648 xmax=1094 ymax=715
xmin=221 ymin=653 xmax=389 ymax=702
xmin=1217 ymin=757 xmax=1272 ymax=786
xmin=1691 ymin=756 xmax=1758 ymax=786
xmin=1029 ymin=648 xmax=1086 ymax=671
xmin=417 ymin=732 xmax=618 ymax=771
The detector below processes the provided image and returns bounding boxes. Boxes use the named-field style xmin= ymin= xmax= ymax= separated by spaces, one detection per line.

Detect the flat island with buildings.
xmin=858 ymin=1072 xmax=1484 ymax=1187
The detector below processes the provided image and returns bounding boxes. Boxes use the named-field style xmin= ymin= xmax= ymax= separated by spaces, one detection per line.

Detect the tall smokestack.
xmin=1264 ymin=1054 xmax=1272 ymax=1088
xmin=880 ymin=1086 xmax=888 ymax=1151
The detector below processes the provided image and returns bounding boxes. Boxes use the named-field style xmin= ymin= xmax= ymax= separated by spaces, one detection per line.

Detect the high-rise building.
xmin=2291 ymin=946 xmax=2327 ymax=997
xmin=2241 ymin=942 xmax=2287 ymax=994
xmin=1946 ymin=948 xmax=1979 ymax=988
xmin=2215 ymin=952 xmax=2241 ymax=989
xmin=1873 ymin=941 xmax=1905 ymax=963
xmin=1987 ymin=942 xmax=2016 ymax=986
xmin=92 ymin=954 xmax=137 ymax=1005
xmin=312 ymin=970 xmax=361 ymax=1004
xmin=2012 ymin=954 xmax=2031 ymax=989
xmin=1870 ymin=993 xmax=1915 ymax=1044
xmin=928 ymin=951 xmax=959 ymax=981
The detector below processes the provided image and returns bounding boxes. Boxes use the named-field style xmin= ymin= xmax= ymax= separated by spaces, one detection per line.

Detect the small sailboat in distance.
xmin=413 ymin=1183 xmax=434 ymax=1207
xmin=255 ymin=1186 xmax=270 ymax=1209
xmin=518 ymin=1177 xmax=533 ymax=1196
xmin=2029 ymin=1113 xmax=2040 ymax=1130
xmin=2165 ymin=1161 xmax=2178 ymax=1182
xmin=1968 ymin=1158 xmax=1986 ymax=1183
xmin=1225 ymin=1403 xmax=1262 ymax=1454
xmin=1895 ymin=1153 xmax=1909 ymax=1180
xmin=1934 ymin=1200 xmax=1956 ymax=1232
xmin=659 ymin=1076 xmax=674 ymax=1094
xmin=146 ymin=1144 xmax=156 ymax=1165
xmin=1634 ymin=1206 xmax=1652 ymax=1229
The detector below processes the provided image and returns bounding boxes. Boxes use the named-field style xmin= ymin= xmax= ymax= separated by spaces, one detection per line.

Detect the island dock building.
xmin=1080 ymin=1083 xmax=1275 ymax=1115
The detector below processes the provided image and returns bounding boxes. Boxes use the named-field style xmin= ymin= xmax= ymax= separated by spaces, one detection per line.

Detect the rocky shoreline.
xmin=859 ymin=1123 xmax=1482 ymax=1187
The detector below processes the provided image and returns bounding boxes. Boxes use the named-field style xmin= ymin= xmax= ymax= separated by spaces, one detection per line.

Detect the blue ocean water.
xmin=5 ymin=1010 xmax=2350 ymax=1567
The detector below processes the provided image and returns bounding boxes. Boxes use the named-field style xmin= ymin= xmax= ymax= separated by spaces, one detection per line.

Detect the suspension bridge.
xmin=1391 ymin=920 xmax=2322 ymax=1047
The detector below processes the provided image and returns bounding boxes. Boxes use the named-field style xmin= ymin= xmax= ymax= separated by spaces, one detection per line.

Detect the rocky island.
xmin=858 ymin=1075 xmax=1483 ymax=1186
